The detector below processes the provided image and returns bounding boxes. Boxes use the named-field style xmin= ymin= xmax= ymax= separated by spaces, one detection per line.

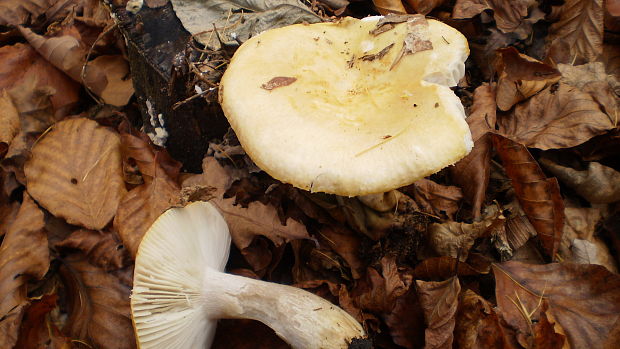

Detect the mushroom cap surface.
xmin=131 ymin=201 xmax=230 ymax=348
xmin=220 ymin=16 xmax=473 ymax=196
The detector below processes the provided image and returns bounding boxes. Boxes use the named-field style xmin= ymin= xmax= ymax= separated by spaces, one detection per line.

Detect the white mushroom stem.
xmin=203 ymin=268 xmax=365 ymax=348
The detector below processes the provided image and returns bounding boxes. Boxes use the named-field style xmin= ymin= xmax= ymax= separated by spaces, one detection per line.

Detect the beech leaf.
xmin=56 ymin=229 xmax=131 ymax=271
xmin=0 ymin=193 xmax=48 ymax=349
xmin=454 ymin=289 xmax=509 ymax=349
xmin=416 ymin=276 xmax=460 ymax=349
xmin=24 ymin=118 xmax=127 ymax=230
xmin=492 ymin=135 xmax=564 ymax=259
xmin=493 ymin=261 xmax=620 ymax=349
xmin=59 ymin=254 xmax=135 ymax=349
xmin=546 ymin=0 xmax=604 ymax=64
xmin=452 ymin=0 xmax=540 ymax=38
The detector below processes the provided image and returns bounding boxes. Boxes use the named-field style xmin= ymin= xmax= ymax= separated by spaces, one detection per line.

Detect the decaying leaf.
xmin=60 ymin=254 xmax=135 ymax=349
xmin=0 ymin=0 xmax=56 ymax=26
xmin=505 ymin=215 xmax=536 ymax=250
xmin=14 ymin=294 xmax=72 ymax=349
xmin=351 ymin=257 xmax=409 ymax=314
xmin=493 ymin=261 xmax=620 ymax=349
xmin=497 ymin=82 xmax=615 ymax=150
xmin=0 ymin=42 xmax=80 ymax=115
xmin=424 ymin=218 xmax=495 ymax=261
xmin=546 ymin=0 xmax=604 ymax=64
xmin=56 ymin=229 xmax=131 ymax=271
xmin=371 ymin=0 xmax=407 ymax=15
xmin=25 ymin=118 xmax=127 ymax=230
xmin=401 ymin=179 xmax=463 ymax=220
xmin=383 ymin=286 xmax=426 ymax=349
xmin=0 ymin=91 xmax=20 ymax=149
xmin=416 ymin=276 xmax=460 ymax=349
xmin=171 ymin=0 xmax=322 ymax=50
xmin=570 ymin=238 xmax=618 ymax=272
xmin=0 ymin=193 xmax=48 ymax=349
xmin=495 ymin=47 xmax=561 ymax=111
xmin=7 ymin=74 xmax=57 ymax=135
xmin=454 ymin=289 xmax=509 ymax=349
xmin=213 ymin=198 xmax=311 ymax=250
xmin=18 ymin=26 xmax=134 ymax=106
xmin=493 ymin=135 xmax=564 ymax=259
xmin=450 ymin=83 xmax=496 ymax=218
xmin=452 ymin=0 xmax=541 ymax=38
xmin=412 ymin=256 xmax=489 ymax=280
xmin=540 ymin=158 xmax=620 ymax=204
xmin=404 ymin=0 xmax=445 ymax=15
xmin=114 ymin=131 xmax=182 ymax=257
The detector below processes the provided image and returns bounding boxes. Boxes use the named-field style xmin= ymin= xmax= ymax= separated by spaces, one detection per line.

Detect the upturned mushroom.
xmin=219 ymin=15 xmax=472 ymax=196
xmin=131 ymin=201 xmax=367 ymax=348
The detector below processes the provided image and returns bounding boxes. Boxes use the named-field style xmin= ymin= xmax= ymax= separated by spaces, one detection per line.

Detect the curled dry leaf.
xmin=56 ymin=229 xmax=131 ymax=271
xmin=454 ymin=289 xmax=509 ymax=349
xmin=546 ymin=0 xmax=604 ymax=64
xmin=404 ymin=0 xmax=445 ymax=15
xmin=412 ymin=256 xmax=489 ymax=280
xmin=351 ymin=257 xmax=409 ymax=314
xmin=18 ymin=26 xmax=133 ymax=106
xmin=7 ymin=74 xmax=57 ymax=134
xmin=59 ymin=254 xmax=135 ymax=349
xmin=316 ymin=225 xmax=365 ymax=279
xmin=497 ymin=82 xmax=615 ymax=150
xmin=492 ymin=135 xmax=564 ymax=259
xmin=401 ymin=179 xmax=463 ymax=220
xmin=416 ymin=276 xmax=460 ymax=349
xmin=384 ymin=286 xmax=426 ymax=349
xmin=14 ymin=294 xmax=72 ymax=349
xmin=172 ymin=0 xmax=322 ymax=50
xmin=114 ymin=131 xmax=181 ymax=258
xmin=0 ymin=193 xmax=48 ymax=349
xmin=495 ymin=47 xmax=561 ymax=111
xmin=450 ymin=83 xmax=496 ymax=218
xmin=424 ymin=218 xmax=494 ymax=261
xmin=371 ymin=0 xmax=407 ymax=15
xmin=493 ymin=261 xmax=620 ymax=349
xmin=0 ymin=90 xmax=19 ymax=149
xmin=452 ymin=0 xmax=541 ymax=38
xmin=25 ymin=118 xmax=127 ymax=230
xmin=0 ymin=42 xmax=80 ymax=115
xmin=505 ymin=215 xmax=536 ymax=250
xmin=540 ymin=158 xmax=620 ymax=204
xmin=570 ymin=238 xmax=618 ymax=272
xmin=0 ymin=0 xmax=55 ymax=26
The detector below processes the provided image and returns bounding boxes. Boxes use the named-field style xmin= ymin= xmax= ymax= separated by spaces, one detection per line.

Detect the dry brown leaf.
xmin=352 ymin=257 xmax=409 ymax=314
xmin=316 ymin=225 xmax=364 ymax=279
xmin=18 ymin=26 xmax=133 ymax=106
xmin=497 ymin=83 xmax=615 ymax=150
xmin=540 ymin=158 xmax=620 ymax=204
xmin=412 ymin=256 xmax=489 ymax=280
xmin=404 ymin=0 xmax=445 ymax=15
xmin=601 ymin=44 xmax=620 ymax=80
xmin=7 ymin=74 xmax=57 ymax=134
xmin=0 ymin=90 xmax=19 ymax=149
xmin=493 ymin=135 xmax=564 ymax=259
xmin=495 ymin=47 xmax=561 ymax=111
xmin=0 ymin=192 xmax=48 ymax=349
xmin=450 ymin=83 xmax=496 ymax=218
xmin=25 ymin=118 xmax=127 ymax=230
xmin=452 ymin=0 xmax=540 ymax=38
xmin=59 ymin=254 xmax=135 ymax=349
xmin=454 ymin=289 xmax=509 ymax=349
xmin=493 ymin=261 xmax=620 ymax=349
xmin=0 ymin=42 xmax=80 ymax=115
xmin=372 ymin=0 xmax=407 ymax=15
xmin=56 ymin=229 xmax=131 ymax=271
xmin=401 ymin=179 xmax=463 ymax=220
xmin=424 ymin=219 xmax=492 ymax=261
xmin=546 ymin=0 xmax=604 ymax=64
xmin=416 ymin=276 xmax=460 ymax=349
xmin=557 ymin=63 xmax=619 ymax=122
xmin=212 ymin=198 xmax=311 ymax=250
xmin=505 ymin=215 xmax=536 ymax=250
xmin=570 ymin=238 xmax=618 ymax=272
xmin=114 ymin=131 xmax=181 ymax=258
xmin=0 ymin=0 xmax=55 ymax=26
xmin=563 ymin=205 xmax=603 ymax=241
xmin=14 ymin=294 xmax=72 ymax=349
xmin=212 ymin=319 xmax=290 ymax=349
xmin=384 ymin=286 xmax=426 ymax=349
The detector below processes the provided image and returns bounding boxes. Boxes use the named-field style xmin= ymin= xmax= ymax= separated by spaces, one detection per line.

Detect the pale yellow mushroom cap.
xmin=220 ymin=16 xmax=473 ymax=196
